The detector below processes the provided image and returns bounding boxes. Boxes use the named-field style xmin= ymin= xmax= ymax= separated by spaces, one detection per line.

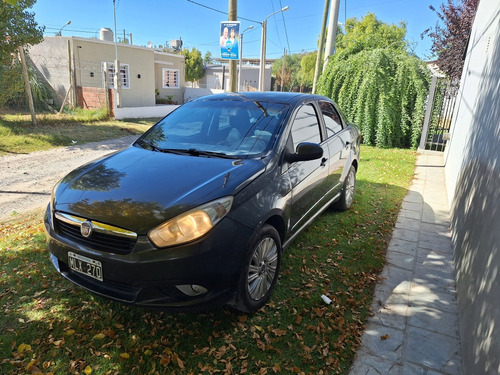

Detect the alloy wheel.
xmin=247 ymin=237 xmax=278 ymax=301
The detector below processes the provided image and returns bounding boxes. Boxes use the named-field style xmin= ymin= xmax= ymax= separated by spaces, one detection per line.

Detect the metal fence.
xmin=419 ymin=75 xmax=459 ymax=152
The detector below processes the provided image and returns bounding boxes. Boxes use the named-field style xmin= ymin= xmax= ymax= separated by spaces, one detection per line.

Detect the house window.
xmin=102 ymin=62 xmax=130 ymax=89
xmin=162 ymin=68 xmax=179 ymax=88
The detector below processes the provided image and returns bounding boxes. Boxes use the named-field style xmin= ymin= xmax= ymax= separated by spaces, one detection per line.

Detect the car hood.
xmin=53 ymin=146 xmax=265 ymax=233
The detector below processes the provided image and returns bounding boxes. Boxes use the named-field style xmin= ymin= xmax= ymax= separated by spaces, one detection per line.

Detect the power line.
xmin=270 ymin=1 xmax=283 ymax=47
xmin=44 ymin=27 xmax=98 ymax=35
xmin=279 ymin=0 xmax=291 ymax=53
xmin=186 ymin=0 xmax=260 ymax=24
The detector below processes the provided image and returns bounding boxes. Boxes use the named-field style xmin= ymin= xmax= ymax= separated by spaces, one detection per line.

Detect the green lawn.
xmin=0 ymin=146 xmax=416 ymax=375
xmin=0 ymin=111 xmax=158 ymax=156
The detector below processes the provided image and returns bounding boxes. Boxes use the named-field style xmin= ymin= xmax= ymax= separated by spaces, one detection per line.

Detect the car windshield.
xmin=135 ymin=99 xmax=288 ymax=158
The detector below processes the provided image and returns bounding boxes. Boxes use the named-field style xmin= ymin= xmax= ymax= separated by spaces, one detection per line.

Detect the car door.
xmin=286 ymin=103 xmax=330 ymax=233
xmin=319 ymin=101 xmax=348 ymax=195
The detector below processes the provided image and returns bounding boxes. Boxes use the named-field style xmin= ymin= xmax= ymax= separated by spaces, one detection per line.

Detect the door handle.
xmin=321 ymin=157 xmax=327 ymax=167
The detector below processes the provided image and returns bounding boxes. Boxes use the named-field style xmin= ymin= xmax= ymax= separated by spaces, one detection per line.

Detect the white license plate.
xmin=68 ymin=251 xmax=103 ymax=282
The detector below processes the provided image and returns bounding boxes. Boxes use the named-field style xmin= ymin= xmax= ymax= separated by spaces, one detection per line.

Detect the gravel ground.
xmin=0 ymin=135 xmax=140 ymax=221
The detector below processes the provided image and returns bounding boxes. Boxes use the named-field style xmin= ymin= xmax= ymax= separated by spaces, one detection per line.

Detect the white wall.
xmin=183 ymin=88 xmax=224 ymax=102
xmin=444 ymin=1 xmax=500 ymax=374
xmin=115 ymin=105 xmax=178 ymax=120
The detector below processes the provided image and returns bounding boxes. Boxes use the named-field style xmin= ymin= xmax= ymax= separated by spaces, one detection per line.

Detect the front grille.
xmin=55 ymin=213 xmax=137 ymax=255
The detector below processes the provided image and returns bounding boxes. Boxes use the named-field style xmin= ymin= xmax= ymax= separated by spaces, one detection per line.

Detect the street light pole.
xmin=238 ymin=26 xmax=253 ymax=91
xmin=258 ymin=6 xmax=289 ymax=92
xmin=57 ymin=21 xmax=71 ymax=36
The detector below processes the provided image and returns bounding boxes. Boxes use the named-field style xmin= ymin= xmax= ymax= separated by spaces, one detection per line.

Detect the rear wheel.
xmin=231 ymin=224 xmax=281 ymax=313
xmin=334 ymin=165 xmax=356 ymax=211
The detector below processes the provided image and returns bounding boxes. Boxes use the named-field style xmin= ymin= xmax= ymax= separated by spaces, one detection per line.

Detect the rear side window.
xmin=290 ymin=104 xmax=321 ymax=150
xmin=319 ymin=101 xmax=343 ymax=137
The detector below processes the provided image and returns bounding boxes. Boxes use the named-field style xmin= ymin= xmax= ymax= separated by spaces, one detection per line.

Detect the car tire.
xmin=231 ymin=224 xmax=282 ymax=313
xmin=334 ymin=165 xmax=356 ymax=211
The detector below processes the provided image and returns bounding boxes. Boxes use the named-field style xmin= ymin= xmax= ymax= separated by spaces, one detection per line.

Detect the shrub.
xmin=318 ymin=48 xmax=430 ymax=148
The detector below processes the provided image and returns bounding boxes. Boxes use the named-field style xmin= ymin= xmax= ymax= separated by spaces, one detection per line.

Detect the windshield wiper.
xmin=183 ymin=148 xmax=234 ymax=158
xmin=138 ymin=141 xmax=234 ymax=158
xmin=154 ymin=146 xmax=233 ymax=158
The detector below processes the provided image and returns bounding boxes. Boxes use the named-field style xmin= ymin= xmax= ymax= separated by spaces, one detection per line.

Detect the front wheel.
xmin=334 ymin=165 xmax=356 ymax=211
xmin=230 ymin=224 xmax=282 ymax=313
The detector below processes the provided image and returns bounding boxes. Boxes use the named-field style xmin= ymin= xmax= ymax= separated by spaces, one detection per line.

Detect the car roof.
xmin=194 ymin=91 xmax=330 ymax=106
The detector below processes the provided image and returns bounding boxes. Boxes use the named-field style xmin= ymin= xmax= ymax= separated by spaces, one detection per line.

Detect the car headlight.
xmin=148 ymin=196 xmax=233 ymax=248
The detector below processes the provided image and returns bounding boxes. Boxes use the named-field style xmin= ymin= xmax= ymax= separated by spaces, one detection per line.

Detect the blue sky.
xmin=32 ymin=0 xmax=443 ymax=61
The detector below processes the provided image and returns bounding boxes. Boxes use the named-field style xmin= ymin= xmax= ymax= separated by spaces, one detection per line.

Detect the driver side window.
xmin=291 ymin=104 xmax=321 ymax=150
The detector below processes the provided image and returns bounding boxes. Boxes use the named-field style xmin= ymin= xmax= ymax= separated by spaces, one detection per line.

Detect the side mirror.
xmin=285 ymin=142 xmax=323 ymax=163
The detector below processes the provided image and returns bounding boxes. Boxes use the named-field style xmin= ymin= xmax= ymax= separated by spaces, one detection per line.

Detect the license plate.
xmin=68 ymin=251 xmax=103 ymax=282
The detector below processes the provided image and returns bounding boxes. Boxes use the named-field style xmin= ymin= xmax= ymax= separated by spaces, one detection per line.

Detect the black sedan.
xmin=44 ymin=92 xmax=361 ymax=313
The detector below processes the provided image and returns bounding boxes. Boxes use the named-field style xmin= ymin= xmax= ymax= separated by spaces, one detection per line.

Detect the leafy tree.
xmin=1 ymin=0 xmax=45 ymax=109
xmin=2 ymin=0 xmax=20 ymax=6
xmin=0 ymin=0 xmax=44 ymax=62
xmin=203 ymin=51 xmax=213 ymax=65
xmin=334 ymin=12 xmax=408 ymax=58
xmin=318 ymin=13 xmax=430 ymax=148
xmin=318 ymin=49 xmax=429 ymax=148
xmin=272 ymin=53 xmax=302 ymax=91
xmin=297 ymin=52 xmax=317 ymax=91
xmin=421 ymin=0 xmax=479 ymax=80
xmin=181 ymin=47 xmax=204 ymax=84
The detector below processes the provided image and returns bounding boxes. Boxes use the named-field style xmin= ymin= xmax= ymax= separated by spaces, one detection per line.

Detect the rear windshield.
xmin=136 ymin=99 xmax=288 ymax=158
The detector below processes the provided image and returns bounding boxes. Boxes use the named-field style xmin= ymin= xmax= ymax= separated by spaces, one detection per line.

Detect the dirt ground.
xmin=0 ymin=135 xmax=139 ymax=222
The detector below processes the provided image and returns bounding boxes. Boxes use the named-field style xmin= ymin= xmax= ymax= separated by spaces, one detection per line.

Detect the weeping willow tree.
xmin=317 ymin=13 xmax=430 ymax=149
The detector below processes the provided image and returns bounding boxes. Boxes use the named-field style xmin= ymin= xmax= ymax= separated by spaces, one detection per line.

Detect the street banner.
xmin=220 ymin=21 xmax=240 ymax=60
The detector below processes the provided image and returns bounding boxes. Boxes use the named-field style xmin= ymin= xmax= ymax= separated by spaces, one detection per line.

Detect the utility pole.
xmin=323 ymin=0 xmax=340 ymax=71
xmin=281 ymin=48 xmax=286 ymax=91
xmin=312 ymin=0 xmax=330 ymax=94
xmin=18 ymin=46 xmax=37 ymax=126
xmin=228 ymin=0 xmax=237 ymax=92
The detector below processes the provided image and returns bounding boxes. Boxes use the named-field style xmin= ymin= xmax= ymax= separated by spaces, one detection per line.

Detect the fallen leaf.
xmin=256 ymin=340 xmax=266 ymax=351
xmin=102 ymin=329 xmax=117 ymax=338
xmin=84 ymin=366 xmax=92 ymax=374
xmin=17 ymin=343 xmax=31 ymax=353
xmin=93 ymin=333 xmax=105 ymax=340
xmin=52 ymin=340 xmax=63 ymax=347
xmin=25 ymin=360 xmax=36 ymax=371
xmin=271 ymin=328 xmax=287 ymax=337
xmin=160 ymin=356 xmax=170 ymax=366
xmin=64 ymin=329 xmax=75 ymax=336
xmin=380 ymin=334 xmax=390 ymax=340
xmin=120 ymin=353 xmax=130 ymax=359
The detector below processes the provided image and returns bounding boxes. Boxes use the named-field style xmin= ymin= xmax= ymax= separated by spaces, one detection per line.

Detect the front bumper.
xmin=44 ymin=205 xmax=253 ymax=311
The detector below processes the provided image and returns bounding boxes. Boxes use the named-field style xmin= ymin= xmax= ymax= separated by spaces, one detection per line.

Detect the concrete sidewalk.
xmin=349 ymin=151 xmax=462 ymax=375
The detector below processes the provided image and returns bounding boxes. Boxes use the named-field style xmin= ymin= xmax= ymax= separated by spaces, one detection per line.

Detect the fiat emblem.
xmin=80 ymin=221 xmax=93 ymax=238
